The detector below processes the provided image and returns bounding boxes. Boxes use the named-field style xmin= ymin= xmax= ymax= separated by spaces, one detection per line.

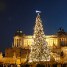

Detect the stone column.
xmin=3 ymin=64 xmax=4 ymax=67
xmin=57 ymin=64 xmax=61 ymax=67
xmin=66 ymin=64 xmax=67 ymax=67
xmin=50 ymin=64 xmax=53 ymax=67
xmin=11 ymin=65 xmax=13 ymax=67
xmin=17 ymin=64 xmax=21 ymax=67
xmin=5 ymin=65 xmax=8 ymax=67
xmin=45 ymin=64 xmax=48 ymax=67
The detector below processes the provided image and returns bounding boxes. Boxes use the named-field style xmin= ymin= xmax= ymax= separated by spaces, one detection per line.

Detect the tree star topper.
xmin=36 ymin=10 xmax=41 ymax=15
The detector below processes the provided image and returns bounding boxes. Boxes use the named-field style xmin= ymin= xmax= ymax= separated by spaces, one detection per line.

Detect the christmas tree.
xmin=29 ymin=11 xmax=50 ymax=62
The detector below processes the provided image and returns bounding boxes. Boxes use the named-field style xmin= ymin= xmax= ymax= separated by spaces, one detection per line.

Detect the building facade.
xmin=12 ymin=28 xmax=67 ymax=49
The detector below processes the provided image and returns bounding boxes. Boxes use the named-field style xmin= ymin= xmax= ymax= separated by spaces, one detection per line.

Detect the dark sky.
xmin=0 ymin=0 xmax=67 ymax=52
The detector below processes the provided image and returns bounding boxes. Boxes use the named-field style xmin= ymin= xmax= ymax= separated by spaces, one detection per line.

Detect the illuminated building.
xmin=12 ymin=28 xmax=67 ymax=49
xmin=4 ymin=27 xmax=67 ymax=67
xmin=0 ymin=12 xmax=67 ymax=67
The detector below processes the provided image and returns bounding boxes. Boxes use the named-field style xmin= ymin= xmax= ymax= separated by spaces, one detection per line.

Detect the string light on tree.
xmin=29 ymin=11 xmax=50 ymax=62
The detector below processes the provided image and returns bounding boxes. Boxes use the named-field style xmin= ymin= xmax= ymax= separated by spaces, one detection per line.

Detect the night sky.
xmin=0 ymin=0 xmax=67 ymax=52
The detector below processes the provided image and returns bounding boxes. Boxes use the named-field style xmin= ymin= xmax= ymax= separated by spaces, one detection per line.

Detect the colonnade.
xmin=0 ymin=63 xmax=67 ymax=67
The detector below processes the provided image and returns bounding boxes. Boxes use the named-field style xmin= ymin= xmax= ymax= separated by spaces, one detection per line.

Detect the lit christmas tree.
xmin=29 ymin=11 xmax=50 ymax=62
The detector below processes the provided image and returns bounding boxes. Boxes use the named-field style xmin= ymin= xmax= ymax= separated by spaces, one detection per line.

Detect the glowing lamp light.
xmin=36 ymin=10 xmax=41 ymax=15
